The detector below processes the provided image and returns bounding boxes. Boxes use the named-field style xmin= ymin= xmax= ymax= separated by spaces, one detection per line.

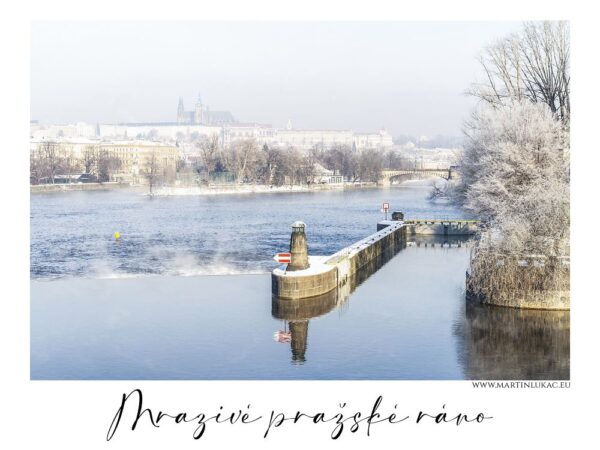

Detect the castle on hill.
xmin=176 ymin=94 xmax=236 ymax=126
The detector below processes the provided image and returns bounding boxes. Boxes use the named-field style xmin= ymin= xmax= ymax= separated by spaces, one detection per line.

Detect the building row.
xmin=30 ymin=138 xmax=180 ymax=184
xmin=31 ymin=122 xmax=393 ymax=151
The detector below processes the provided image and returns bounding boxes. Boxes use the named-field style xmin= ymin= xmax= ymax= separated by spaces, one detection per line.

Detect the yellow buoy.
xmin=113 ymin=231 xmax=121 ymax=240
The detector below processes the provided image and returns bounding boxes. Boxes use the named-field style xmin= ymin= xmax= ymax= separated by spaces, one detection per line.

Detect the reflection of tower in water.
xmin=272 ymin=288 xmax=338 ymax=364
xmin=289 ymin=321 xmax=309 ymax=364
xmin=271 ymin=234 xmax=407 ymax=364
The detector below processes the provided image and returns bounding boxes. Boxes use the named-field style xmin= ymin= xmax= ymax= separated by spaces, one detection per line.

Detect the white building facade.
xmin=30 ymin=138 xmax=181 ymax=183
xmin=31 ymin=123 xmax=393 ymax=151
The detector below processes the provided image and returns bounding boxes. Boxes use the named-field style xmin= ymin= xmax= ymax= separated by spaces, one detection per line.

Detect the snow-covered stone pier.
xmin=272 ymin=216 xmax=480 ymax=300
xmin=271 ymin=219 xmax=408 ymax=299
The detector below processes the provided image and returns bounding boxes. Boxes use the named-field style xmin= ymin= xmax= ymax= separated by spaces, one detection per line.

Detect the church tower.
xmin=177 ymin=97 xmax=185 ymax=124
xmin=194 ymin=93 xmax=203 ymax=125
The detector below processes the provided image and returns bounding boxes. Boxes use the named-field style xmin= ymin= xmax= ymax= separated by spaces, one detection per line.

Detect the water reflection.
xmin=272 ymin=289 xmax=338 ymax=363
xmin=271 ymin=233 xmax=407 ymax=364
xmin=271 ymin=232 xmax=569 ymax=379
xmin=455 ymin=300 xmax=570 ymax=380
xmin=406 ymin=234 xmax=472 ymax=248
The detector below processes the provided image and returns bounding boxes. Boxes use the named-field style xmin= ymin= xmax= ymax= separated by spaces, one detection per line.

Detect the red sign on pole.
xmin=381 ymin=202 xmax=390 ymax=220
xmin=273 ymin=252 xmax=292 ymax=264
xmin=274 ymin=330 xmax=292 ymax=343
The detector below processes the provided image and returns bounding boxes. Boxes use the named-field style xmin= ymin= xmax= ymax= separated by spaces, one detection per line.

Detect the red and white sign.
xmin=382 ymin=202 xmax=390 ymax=211
xmin=273 ymin=330 xmax=292 ymax=343
xmin=273 ymin=252 xmax=292 ymax=264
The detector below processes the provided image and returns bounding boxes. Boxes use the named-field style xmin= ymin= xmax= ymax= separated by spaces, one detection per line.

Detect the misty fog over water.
xmin=30 ymin=184 xmax=467 ymax=280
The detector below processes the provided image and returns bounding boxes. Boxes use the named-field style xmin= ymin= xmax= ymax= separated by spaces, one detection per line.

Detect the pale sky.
xmin=30 ymin=21 xmax=523 ymax=137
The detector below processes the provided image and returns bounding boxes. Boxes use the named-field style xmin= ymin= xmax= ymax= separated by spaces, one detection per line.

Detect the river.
xmin=30 ymin=183 xmax=569 ymax=380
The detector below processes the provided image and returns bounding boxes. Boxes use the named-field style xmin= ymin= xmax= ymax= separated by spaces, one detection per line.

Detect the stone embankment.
xmin=466 ymin=267 xmax=570 ymax=310
xmin=272 ymin=222 xmax=407 ymax=300
xmin=272 ymin=216 xmax=479 ymax=300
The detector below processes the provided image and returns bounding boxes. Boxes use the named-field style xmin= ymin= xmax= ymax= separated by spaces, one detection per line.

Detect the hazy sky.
xmin=31 ymin=21 xmax=523 ymax=137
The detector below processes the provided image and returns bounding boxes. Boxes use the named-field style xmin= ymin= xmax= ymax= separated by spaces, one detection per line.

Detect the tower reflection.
xmin=272 ymin=288 xmax=338 ymax=363
xmin=271 ymin=233 xmax=407 ymax=364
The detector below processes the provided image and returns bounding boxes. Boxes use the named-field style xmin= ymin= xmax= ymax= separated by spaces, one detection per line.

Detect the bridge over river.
xmin=378 ymin=167 xmax=459 ymax=186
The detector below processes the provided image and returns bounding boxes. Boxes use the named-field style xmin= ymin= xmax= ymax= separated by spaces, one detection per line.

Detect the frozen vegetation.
xmin=458 ymin=21 xmax=570 ymax=308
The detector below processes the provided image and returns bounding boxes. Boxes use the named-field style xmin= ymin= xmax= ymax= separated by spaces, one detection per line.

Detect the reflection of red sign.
xmin=274 ymin=330 xmax=292 ymax=343
xmin=382 ymin=202 xmax=389 ymax=211
xmin=273 ymin=253 xmax=292 ymax=264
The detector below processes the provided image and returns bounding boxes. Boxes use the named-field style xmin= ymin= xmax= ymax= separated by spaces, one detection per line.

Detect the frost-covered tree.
xmin=459 ymin=101 xmax=570 ymax=305
xmin=459 ymin=100 xmax=569 ymax=256
xmin=461 ymin=21 xmax=571 ymax=306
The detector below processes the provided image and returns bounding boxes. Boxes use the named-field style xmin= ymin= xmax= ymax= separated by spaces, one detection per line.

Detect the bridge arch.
xmin=379 ymin=168 xmax=452 ymax=186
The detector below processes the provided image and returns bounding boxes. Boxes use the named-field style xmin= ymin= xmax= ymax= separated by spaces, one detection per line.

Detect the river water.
xmin=30 ymin=183 xmax=569 ymax=380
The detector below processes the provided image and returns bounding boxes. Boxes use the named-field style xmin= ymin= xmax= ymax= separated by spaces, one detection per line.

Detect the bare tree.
xmin=225 ymin=140 xmax=261 ymax=183
xmin=247 ymin=144 xmax=268 ymax=183
xmin=82 ymin=145 xmax=98 ymax=174
xmin=357 ymin=148 xmax=384 ymax=182
xmin=143 ymin=150 xmax=160 ymax=195
xmin=30 ymin=152 xmax=45 ymax=185
xmin=97 ymin=151 xmax=121 ymax=182
xmin=266 ymin=147 xmax=301 ymax=187
xmin=301 ymin=150 xmax=318 ymax=184
xmin=323 ymin=144 xmax=358 ymax=181
xmin=62 ymin=153 xmax=80 ymax=183
xmin=197 ymin=135 xmax=220 ymax=182
xmin=281 ymin=147 xmax=303 ymax=187
xmin=39 ymin=141 xmax=61 ymax=184
xmin=384 ymin=148 xmax=411 ymax=169
xmin=262 ymin=145 xmax=281 ymax=185
xmin=469 ymin=21 xmax=570 ymax=124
